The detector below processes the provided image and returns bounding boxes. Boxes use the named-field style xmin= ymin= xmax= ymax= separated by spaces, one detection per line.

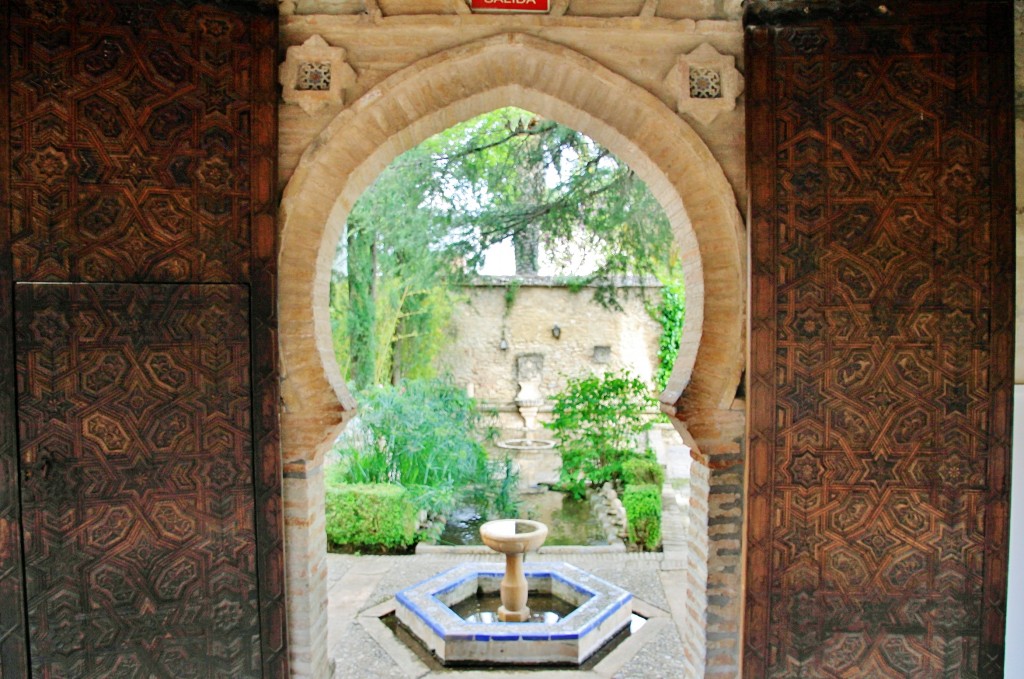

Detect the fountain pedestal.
xmin=479 ymin=519 xmax=548 ymax=622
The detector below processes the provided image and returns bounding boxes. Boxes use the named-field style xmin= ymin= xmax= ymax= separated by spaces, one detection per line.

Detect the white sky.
xmin=477 ymin=236 xmax=603 ymax=276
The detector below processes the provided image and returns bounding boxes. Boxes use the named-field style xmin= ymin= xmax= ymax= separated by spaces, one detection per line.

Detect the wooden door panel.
xmin=16 ymin=283 xmax=261 ymax=678
xmin=744 ymin=2 xmax=1013 ymax=676
xmin=7 ymin=0 xmax=256 ymax=284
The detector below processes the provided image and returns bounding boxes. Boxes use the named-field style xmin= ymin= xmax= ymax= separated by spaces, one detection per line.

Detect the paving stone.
xmin=328 ymin=549 xmax=690 ymax=677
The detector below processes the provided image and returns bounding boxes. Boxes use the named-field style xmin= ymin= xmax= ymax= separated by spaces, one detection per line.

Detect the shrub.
xmin=325 ymin=483 xmax=418 ymax=550
xmin=622 ymin=457 xmax=665 ymax=487
xmin=545 ymin=370 xmax=656 ymax=499
xmin=623 ymin=484 xmax=662 ymax=551
xmin=331 ymin=378 xmax=517 ymax=521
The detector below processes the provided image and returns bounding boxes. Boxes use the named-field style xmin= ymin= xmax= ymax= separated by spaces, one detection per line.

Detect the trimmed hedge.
xmin=623 ymin=484 xmax=662 ymax=551
xmin=325 ymin=483 xmax=418 ymax=550
xmin=622 ymin=458 xmax=665 ymax=488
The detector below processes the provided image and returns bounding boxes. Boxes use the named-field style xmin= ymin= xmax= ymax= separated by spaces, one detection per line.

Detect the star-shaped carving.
xmin=787 ymin=375 xmax=822 ymax=421
xmin=783 ymin=522 xmax=828 ymax=558
xmin=860 ymin=93 xmax=904 ymax=129
xmin=280 ymin=35 xmax=356 ymax=115
xmin=40 ymin=218 xmax=72 ymax=269
xmin=782 ymin=229 xmax=823 ymax=280
xmin=860 ymin=158 xmax=905 ymax=198
xmin=868 ymin=295 xmax=900 ymax=339
xmin=860 ymin=452 xmax=897 ymax=487
xmin=788 ymin=451 xmax=823 ymax=488
xmin=665 ymin=42 xmax=745 ymax=125
xmin=202 ymin=76 xmax=235 ymax=115
xmin=929 ymin=522 xmax=969 ymax=561
xmin=118 ymin=461 xmax=157 ymax=499
xmin=24 ymin=62 xmax=70 ymax=101
xmin=863 ymin=231 xmax=904 ymax=270
xmin=936 ymin=454 xmax=973 ymax=487
xmin=942 ymin=380 xmax=969 ymax=415
xmin=112 ymin=148 xmax=157 ymax=190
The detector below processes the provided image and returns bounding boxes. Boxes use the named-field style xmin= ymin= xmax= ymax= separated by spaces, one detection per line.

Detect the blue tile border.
xmin=393 ymin=560 xmax=633 ymax=664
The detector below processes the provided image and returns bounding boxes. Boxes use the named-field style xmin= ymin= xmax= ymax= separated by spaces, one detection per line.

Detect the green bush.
xmin=325 ymin=483 xmax=418 ymax=550
xmin=649 ymin=268 xmax=686 ymax=392
xmin=622 ymin=457 xmax=665 ymax=487
xmin=623 ymin=484 xmax=662 ymax=551
xmin=545 ymin=371 xmax=656 ymax=499
xmin=330 ymin=378 xmax=517 ymax=522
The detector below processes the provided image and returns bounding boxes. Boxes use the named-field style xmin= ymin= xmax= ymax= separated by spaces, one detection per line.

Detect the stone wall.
xmin=438 ymin=277 xmax=664 ymax=428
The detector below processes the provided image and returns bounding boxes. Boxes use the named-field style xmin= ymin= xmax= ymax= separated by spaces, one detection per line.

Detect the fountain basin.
xmin=394 ymin=561 xmax=632 ymax=665
xmin=479 ymin=518 xmax=548 ymax=555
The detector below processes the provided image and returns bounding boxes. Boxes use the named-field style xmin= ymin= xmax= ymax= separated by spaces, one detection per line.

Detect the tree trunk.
xmin=512 ymin=132 xmax=545 ymax=276
xmin=347 ymin=217 xmax=376 ymax=389
xmin=513 ymin=223 xmax=540 ymax=275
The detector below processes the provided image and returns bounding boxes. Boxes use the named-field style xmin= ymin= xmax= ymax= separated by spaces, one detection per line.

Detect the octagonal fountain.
xmin=395 ymin=519 xmax=633 ymax=666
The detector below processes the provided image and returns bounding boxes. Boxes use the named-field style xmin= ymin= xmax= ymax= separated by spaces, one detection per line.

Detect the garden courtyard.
xmin=325 ymin=440 xmax=693 ymax=678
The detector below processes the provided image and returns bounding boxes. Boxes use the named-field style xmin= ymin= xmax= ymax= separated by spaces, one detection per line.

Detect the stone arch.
xmin=277 ymin=33 xmax=745 ymax=677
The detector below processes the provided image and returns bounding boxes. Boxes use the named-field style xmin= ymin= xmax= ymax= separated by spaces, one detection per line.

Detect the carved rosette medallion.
xmin=279 ymin=34 xmax=357 ymax=114
xmin=665 ymin=43 xmax=744 ymax=125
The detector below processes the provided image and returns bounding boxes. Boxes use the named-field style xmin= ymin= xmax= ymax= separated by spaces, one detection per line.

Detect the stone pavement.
xmin=326 ymin=450 xmax=693 ymax=679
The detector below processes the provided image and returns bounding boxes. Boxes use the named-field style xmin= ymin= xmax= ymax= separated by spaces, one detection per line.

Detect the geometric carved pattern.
xmin=2 ymin=1 xmax=286 ymax=675
xmin=16 ymin=283 xmax=260 ymax=678
xmin=745 ymin=5 xmax=1013 ymax=677
xmin=8 ymin=0 xmax=254 ymax=283
xmin=688 ymin=67 xmax=721 ymax=99
xmin=297 ymin=62 xmax=332 ymax=91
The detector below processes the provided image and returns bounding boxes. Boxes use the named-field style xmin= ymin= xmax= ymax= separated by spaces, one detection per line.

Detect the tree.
xmin=424 ymin=109 xmax=673 ymax=291
xmin=332 ymin=107 xmax=675 ymax=389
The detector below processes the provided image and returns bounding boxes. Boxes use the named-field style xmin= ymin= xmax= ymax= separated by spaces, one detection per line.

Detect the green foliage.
xmin=329 ymin=272 xmax=351 ymax=374
xmin=429 ymin=109 xmax=673 ymax=288
xmin=555 ymin=275 xmax=589 ymax=294
xmin=545 ymin=371 xmax=656 ymax=499
xmin=346 ymin=215 xmax=377 ymax=387
xmin=622 ymin=457 xmax=665 ymax=487
xmin=332 ymin=142 xmax=458 ymax=389
xmin=503 ymin=280 xmax=521 ymax=316
xmin=332 ymin=108 xmax=674 ymax=387
xmin=650 ymin=269 xmax=686 ymax=392
xmin=324 ymin=483 xmax=418 ymax=550
xmin=622 ymin=484 xmax=662 ymax=551
xmin=330 ymin=379 xmax=517 ymax=522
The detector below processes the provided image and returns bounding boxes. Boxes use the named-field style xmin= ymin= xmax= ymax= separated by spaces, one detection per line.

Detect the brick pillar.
xmin=684 ymin=455 xmax=711 ymax=677
xmin=684 ymin=405 xmax=746 ymax=679
xmin=283 ymin=461 xmax=331 ymax=679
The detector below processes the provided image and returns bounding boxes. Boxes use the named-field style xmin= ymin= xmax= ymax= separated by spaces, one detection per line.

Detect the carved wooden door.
xmin=744 ymin=1 xmax=1013 ymax=676
xmin=0 ymin=0 xmax=285 ymax=676
xmin=16 ymin=283 xmax=261 ymax=677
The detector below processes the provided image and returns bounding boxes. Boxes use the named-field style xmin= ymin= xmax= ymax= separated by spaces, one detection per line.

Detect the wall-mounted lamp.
xmin=551 ymin=324 xmax=561 ymax=339
xmin=499 ymin=337 xmax=509 ymax=351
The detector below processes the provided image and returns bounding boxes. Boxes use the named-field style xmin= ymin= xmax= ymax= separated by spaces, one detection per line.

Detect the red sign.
xmin=470 ymin=0 xmax=550 ymax=12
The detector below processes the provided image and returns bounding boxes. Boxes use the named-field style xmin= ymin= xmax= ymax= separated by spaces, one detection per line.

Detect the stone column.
xmin=284 ymin=460 xmax=331 ymax=679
